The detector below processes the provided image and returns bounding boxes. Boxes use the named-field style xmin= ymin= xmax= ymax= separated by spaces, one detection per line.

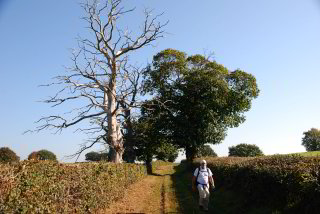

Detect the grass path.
xmin=101 ymin=164 xmax=180 ymax=214
xmin=100 ymin=163 xmax=268 ymax=214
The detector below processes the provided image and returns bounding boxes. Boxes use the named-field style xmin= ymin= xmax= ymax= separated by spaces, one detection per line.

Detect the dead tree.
xmin=28 ymin=0 xmax=167 ymax=163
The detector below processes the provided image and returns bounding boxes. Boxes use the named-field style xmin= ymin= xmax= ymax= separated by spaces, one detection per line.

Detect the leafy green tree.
xmin=228 ymin=143 xmax=264 ymax=157
xmin=196 ymin=145 xmax=217 ymax=157
xmin=130 ymin=116 xmax=159 ymax=173
xmin=0 ymin=147 xmax=20 ymax=163
xmin=302 ymin=128 xmax=320 ymax=151
xmin=155 ymin=142 xmax=179 ymax=162
xmin=85 ymin=152 xmax=102 ymax=162
xmin=126 ymin=106 xmax=179 ymax=171
xmin=142 ymin=49 xmax=259 ymax=161
xmin=36 ymin=150 xmax=57 ymax=161
xmin=85 ymin=151 xmax=110 ymax=162
xmin=100 ymin=152 xmax=110 ymax=161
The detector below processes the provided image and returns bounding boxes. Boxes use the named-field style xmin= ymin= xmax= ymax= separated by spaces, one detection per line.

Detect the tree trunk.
xmin=110 ymin=146 xmax=123 ymax=163
xmin=107 ymin=63 xmax=124 ymax=163
xmin=185 ymin=146 xmax=197 ymax=162
xmin=146 ymin=155 xmax=153 ymax=174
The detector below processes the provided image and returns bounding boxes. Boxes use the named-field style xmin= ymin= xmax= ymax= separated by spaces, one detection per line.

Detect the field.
xmin=290 ymin=150 xmax=320 ymax=157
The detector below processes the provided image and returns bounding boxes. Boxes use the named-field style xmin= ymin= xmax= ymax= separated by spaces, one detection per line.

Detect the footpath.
xmin=101 ymin=164 xmax=180 ymax=214
xmin=100 ymin=164 xmax=244 ymax=214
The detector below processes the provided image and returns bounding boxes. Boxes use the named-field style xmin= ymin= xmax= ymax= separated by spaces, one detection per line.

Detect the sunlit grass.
xmin=290 ymin=151 xmax=320 ymax=157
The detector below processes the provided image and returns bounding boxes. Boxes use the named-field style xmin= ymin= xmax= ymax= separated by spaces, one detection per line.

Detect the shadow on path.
xmin=171 ymin=163 xmax=202 ymax=214
xmin=171 ymin=163 xmax=241 ymax=214
xmin=171 ymin=163 xmax=276 ymax=214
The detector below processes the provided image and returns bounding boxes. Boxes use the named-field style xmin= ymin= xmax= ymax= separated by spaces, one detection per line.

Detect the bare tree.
xmin=28 ymin=0 xmax=167 ymax=163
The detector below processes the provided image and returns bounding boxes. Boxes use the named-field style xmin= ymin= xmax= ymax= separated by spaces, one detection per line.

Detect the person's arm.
xmin=209 ymin=176 xmax=214 ymax=188
xmin=208 ymin=169 xmax=215 ymax=189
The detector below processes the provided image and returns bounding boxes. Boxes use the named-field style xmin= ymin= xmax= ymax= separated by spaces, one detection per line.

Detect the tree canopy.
xmin=142 ymin=49 xmax=260 ymax=160
xmin=36 ymin=150 xmax=57 ymax=161
xmin=196 ymin=145 xmax=218 ymax=158
xmin=228 ymin=143 xmax=264 ymax=157
xmin=302 ymin=128 xmax=320 ymax=151
xmin=0 ymin=147 xmax=20 ymax=163
xmin=29 ymin=0 xmax=167 ymax=163
xmin=28 ymin=150 xmax=57 ymax=161
xmin=85 ymin=151 xmax=110 ymax=162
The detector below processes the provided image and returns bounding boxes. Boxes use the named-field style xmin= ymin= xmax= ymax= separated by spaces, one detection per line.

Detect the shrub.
xmin=36 ymin=150 xmax=57 ymax=161
xmin=85 ymin=151 xmax=101 ymax=161
xmin=228 ymin=143 xmax=264 ymax=157
xmin=99 ymin=152 xmax=109 ymax=161
xmin=28 ymin=151 xmax=39 ymax=160
xmin=85 ymin=151 xmax=109 ymax=161
xmin=0 ymin=147 xmax=20 ymax=163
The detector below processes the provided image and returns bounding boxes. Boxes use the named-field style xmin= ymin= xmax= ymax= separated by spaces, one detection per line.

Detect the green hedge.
xmin=0 ymin=160 xmax=146 ymax=213
xmin=194 ymin=155 xmax=320 ymax=213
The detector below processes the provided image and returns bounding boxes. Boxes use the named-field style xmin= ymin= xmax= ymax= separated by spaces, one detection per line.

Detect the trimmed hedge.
xmin=0 ymin=160 xmax=146 ymax=213
xmin=194 ymin=155 xmax=320 ymax=213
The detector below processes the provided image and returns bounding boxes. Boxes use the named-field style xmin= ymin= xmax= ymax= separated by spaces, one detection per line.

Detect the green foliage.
xmin=228 ymin=143 xmax=264 ymax=157
xmin=0 ymin=147 xmax=20 ymax=163
xmin=85 ymin=151 xmax=110 ymax=162
xmin=0 ymin=161 xmax=146 ymax=213
xmin=100 ymin=152 xmax=109 ymax=161
xmin=302 ymin=128 xmax=320 ymax=151
xmin=142 ymin=49 xmax=260 ymax=161
xmin=36 ymin=150 xmax=57 ymax=161
xmin=155 ymin=143 xmax=179 ymax=162
xmin=196 ymin=145 xmax=217 ymax=157
xmin=85 ymin=151 xmax=101 ymax=161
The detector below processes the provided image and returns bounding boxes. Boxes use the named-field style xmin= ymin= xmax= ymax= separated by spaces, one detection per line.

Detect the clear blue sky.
xmin=1 ymin=0 xmax=320 ymax=162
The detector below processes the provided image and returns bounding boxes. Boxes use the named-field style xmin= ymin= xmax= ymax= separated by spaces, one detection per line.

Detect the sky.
xmin=1 ymin=0 xmax=320 ymax=162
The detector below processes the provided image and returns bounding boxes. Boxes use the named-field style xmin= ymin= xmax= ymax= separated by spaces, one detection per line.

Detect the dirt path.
xmin=101 ymin=165 xmax=180 ymax=214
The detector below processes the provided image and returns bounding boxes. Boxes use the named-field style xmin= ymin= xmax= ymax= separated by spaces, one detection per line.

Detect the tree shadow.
xmin=151 ymin=172 xmax=174 ymax=176
xmin=171 ymin=163 xmax=271 ymax=214
xmin=171 ymin=163 xmax=239 ymax=214
xmin=171 ymin=163 xmax=202 ymax=214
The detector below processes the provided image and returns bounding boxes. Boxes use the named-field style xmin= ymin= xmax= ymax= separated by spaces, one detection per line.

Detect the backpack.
xmin=196 ymin=167 xmax=210 ymax=186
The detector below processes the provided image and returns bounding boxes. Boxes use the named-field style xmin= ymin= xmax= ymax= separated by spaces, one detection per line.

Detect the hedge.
xmin=193 ymin=155 xmax=320 ymax=213
xmin=0 ymin=160 xmax=146 ymax=213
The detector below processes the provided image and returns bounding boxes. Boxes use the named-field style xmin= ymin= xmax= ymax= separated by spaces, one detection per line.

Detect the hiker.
xmin=192 ymin=159 xmax=215 ymax=211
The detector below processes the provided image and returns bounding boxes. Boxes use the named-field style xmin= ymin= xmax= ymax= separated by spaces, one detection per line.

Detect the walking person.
xmin=192 ymin=159 xmax=215 ymax=211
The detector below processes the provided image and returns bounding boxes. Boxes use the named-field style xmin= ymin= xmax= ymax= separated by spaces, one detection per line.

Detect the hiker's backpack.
xmin=196 ymin=167 xmax=210 ymax=185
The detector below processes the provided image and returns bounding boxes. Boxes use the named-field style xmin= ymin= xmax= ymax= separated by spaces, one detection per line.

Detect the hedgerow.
xmin=194 ymin=155 xmax=320 ymax=213
xmin=152 ymin=160 xmax=174 ymax=172
xmin=0 ymin=160 xmax=146 ymax=213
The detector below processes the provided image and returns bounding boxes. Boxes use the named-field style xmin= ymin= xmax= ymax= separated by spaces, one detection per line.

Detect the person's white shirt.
xmin=193 ymin=167 xmax=213 ymax=185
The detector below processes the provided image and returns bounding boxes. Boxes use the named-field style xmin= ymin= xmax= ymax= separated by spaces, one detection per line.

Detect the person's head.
xmin=200 ymin=159 xmax=207 ymax=168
